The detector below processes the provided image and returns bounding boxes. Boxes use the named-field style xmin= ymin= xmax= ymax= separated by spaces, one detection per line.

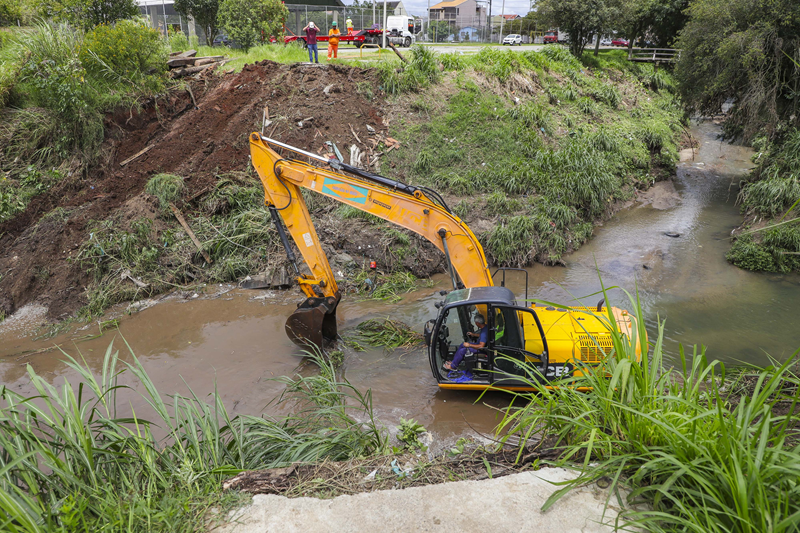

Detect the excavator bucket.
xmin=285 ymin=294 xmax=340 ymax=349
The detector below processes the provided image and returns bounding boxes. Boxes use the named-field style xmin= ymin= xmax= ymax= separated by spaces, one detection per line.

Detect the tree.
xmin=83 ymin=0 xmax=138 ymax=28
xmin=675 ymin=0 xmax=800 ymax=140
xmin=425 ymin=20 xmax=452 ymax=42
xmin=174 ymin=0 xmax=220 ymax=46
xmin=33 ymin=0 xmax=137 ymax=29
xmin=216 ymin=0 xmax=288 ymax=51
xmin=534 ymin=0 xmax=607 ymax=56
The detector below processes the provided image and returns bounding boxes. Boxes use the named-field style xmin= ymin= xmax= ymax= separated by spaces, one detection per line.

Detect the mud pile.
xmin=0 ymin=61 xmax=390 ymax=319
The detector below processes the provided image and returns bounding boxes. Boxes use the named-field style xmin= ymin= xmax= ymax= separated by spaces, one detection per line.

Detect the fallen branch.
xmin=169 ymin=203 xmax=213 ymax=264
xmin=119 ymin=145 xmax=153 ymax=167
xmin=387 ymin=43 xmax=408 ymax=63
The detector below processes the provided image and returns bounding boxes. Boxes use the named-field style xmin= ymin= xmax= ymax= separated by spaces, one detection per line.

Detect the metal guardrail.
xmin=628 ymin=48 xmax=682 ymax=63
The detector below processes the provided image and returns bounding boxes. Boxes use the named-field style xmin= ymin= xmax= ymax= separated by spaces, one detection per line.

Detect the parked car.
xmin=599 ymin=38 xmax=612 ymax=46
xmin=213 ymin=34 xmax=232 ymax=47
xmin=502 ymin=34 xmax=522 ymax=46
xmin=611 ymin=38 xmax=629 ymax=47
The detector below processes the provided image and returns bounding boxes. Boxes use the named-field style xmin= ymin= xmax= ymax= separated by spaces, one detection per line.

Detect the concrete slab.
xmin=218 ymin=467 xmax=629 ymax=533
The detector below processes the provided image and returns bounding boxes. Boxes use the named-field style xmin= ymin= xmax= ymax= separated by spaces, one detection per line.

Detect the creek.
xmin=1 ymin=120 xmax=799 ymax=447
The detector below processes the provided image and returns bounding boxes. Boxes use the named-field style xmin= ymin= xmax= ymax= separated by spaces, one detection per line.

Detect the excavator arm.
xmin=249 ymin=133 xmax=493 ymax=347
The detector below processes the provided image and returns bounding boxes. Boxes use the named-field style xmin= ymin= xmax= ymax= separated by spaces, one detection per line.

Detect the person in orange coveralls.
xmin=328 ymin=21 xmax=341 ymax=60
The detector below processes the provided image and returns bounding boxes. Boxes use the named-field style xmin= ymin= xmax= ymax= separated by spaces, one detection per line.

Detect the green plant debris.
xmin=494 ymin=285 xmax=800 ymax=532
xmin=350 ymin=318 xmax=423 ymax=350
xmin=0 ymin=344 xmax=387 ymax=531
xmin=396 ymin=417 xmax=427 ymax=450
xmin=353 ymin=270 xmax=428 ymax=302
xmin=145 ymin=173 xmax=185 ymax=210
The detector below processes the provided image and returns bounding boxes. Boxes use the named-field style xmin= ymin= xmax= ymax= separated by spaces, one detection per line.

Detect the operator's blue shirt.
xmin=477 ymin=325 xmax=488 ymax=345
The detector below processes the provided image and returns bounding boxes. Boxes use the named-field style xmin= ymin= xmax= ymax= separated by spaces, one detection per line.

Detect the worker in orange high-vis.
xmin=327 ymin=21 xmax=341 ymax=60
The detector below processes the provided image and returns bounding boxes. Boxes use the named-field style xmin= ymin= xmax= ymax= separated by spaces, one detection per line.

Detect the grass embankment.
xmin=379 ymin=46 xmax=684 ymax=265
xmin=495 ymin=285 xmax=800 ymax=532
xmin=0 ymin=347 xmax=387 ymax=532
xmin=0 ymin=22 xmax=168 ymax=223
xmin=727 ymin=129 xmax=800 ymax=273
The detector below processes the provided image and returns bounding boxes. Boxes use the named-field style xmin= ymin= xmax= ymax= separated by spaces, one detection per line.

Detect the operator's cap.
xmin=309 ymin=21 xmax=315 ymax=28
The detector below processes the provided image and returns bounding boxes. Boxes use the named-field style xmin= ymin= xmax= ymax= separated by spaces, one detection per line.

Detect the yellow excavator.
xmin=249 ymin=133 xmax=643 ymax=391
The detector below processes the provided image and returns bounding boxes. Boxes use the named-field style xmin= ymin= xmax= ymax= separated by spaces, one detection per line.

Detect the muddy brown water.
xmin=1 ymin=121 xmax=799 ymax=446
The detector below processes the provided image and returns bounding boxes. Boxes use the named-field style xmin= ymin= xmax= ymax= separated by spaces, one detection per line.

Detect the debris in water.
xmin=664 ymin=232 xmax=681 ymax=238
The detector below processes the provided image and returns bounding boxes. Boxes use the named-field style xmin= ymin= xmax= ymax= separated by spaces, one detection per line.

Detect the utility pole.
xmin=373 ymin=0 xmax=375 ymax=28
xmin=382 ymin=0 xmax=387 ymax=48
xmin=499 ymin=0 xmax=505 ymax=43
xmin=488 ymin=0 xmax=492 ymax=43
xmin=427 ymin=0 xmax=430 ymax=42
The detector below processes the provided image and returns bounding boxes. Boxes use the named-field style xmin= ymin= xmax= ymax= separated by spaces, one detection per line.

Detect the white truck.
xmin=384 ymin=15 xmax=417 ymax=47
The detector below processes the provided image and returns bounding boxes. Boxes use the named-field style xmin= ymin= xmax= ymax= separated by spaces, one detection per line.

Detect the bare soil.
xmin=0 ymin=61 xmax=425 ymax=320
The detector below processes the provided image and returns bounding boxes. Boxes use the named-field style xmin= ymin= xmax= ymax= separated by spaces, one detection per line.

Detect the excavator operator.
xmin=444 ymin=314 xmax=488 ymax=371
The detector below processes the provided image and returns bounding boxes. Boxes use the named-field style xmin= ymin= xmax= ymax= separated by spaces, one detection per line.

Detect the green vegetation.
xmin=728 ymin=130 xmax=800 ymax=272
xmin=0 ymin=21 xmax=168 ymax=219
xmin=195 ymin=42 xmax=308 ymax=72
xmin=349 ymin=318 xmax=423 ymax=350
xmin=353 ymin=270 xmax=427 ymax=302
xmin=385 ymin=47 xmax=683 ymax=265
xmin=216 ymin=0 xmax=288 ymax=52
xmin=78 ymin=175 xmax=281 ymax=317
xmin=494 ymin=285 xmax=800 ymax=532
xmin=396 ymin=418 xmax=427 ymax=450
xmin=174 ymin=0 xmax=220 ymax=46
xmin=0 ymin=345 xmax=387 ymax=531
xmin=145 ymin=173 xmax=185 ymax=210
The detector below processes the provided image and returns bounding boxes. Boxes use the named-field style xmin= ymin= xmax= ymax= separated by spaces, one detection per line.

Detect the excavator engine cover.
xmin=285 ymin=293 xmax=341 ymax=349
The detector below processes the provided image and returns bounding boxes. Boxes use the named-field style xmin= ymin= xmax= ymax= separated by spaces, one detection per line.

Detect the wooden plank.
xmin=170 ymin=64 xmax=215 ymax=78
xmin=176 ymin=49 xmax=197 ymax=58
xmin=119 ymin=144 xmax=153 ymax=167
xmin=169 ymin=203 xmax=213 ymax=264
xmin=194 ymin=56 xmax=224 ymax=66
xmin=168 ymin=57 xmax=197 ymax=68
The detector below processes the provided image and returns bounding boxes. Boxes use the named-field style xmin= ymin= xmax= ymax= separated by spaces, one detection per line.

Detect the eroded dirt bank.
xmin=0 ymin=61 xmax=441 ymax=320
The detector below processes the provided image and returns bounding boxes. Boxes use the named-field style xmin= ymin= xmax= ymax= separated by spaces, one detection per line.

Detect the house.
xmin=491 ymin=14 xmax=519 ymax=26
xmin=429 ymin=0 xmax=487 ymax=30
xmin=385 ymin=1 xmax=408 ymax=16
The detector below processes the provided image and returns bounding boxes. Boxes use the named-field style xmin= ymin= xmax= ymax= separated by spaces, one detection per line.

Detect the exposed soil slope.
xmin=0 ymin=61 xmax=389 ymax=319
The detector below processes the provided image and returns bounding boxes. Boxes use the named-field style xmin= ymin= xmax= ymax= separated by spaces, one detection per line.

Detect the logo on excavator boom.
xmin=322 ymin=178 xmax=368 ymax=204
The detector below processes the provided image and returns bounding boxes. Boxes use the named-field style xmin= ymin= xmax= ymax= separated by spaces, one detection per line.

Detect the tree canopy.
xmin=675 ymin=0 xmax=800 ymax=139
xmin=216 ymin=0 xmax=287 ymax=51
xmin=32 ymin=0 xmax=138 ymax=30
xmin=174 ymin=0 xmax=220 ymax=46
xmin=535 ymin=0 xmax=609 ymax=56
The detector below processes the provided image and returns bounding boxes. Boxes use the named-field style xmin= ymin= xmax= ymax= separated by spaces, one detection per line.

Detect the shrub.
xmin=80 ymin=20 xmax=167 ymax=81
xmin=726 ymin=235 xmax=777 ymax=271
xmin=484 ymin=215 xmax=536 ymax=267
xmin=168 ymin=27 xmax=190 ymax=52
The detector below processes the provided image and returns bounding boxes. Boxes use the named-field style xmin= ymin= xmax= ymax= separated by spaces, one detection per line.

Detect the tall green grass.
xmin=0 ymin=343 xmax=387 ymax=531
xmin=493 ymin=284 xmax=800 ymax=532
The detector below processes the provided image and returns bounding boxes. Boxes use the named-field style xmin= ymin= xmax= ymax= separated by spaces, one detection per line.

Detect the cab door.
xmin=489 ymin=306 xmax=549 ymax=387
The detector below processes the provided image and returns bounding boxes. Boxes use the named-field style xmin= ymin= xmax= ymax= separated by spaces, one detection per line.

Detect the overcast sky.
xmin=352 ymin=0 xmax=533 ymax=19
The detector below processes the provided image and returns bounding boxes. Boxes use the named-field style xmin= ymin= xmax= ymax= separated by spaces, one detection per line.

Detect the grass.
xmin=0 ymin=343 xmax=387 ymax=531
xmin=349 ymin=318 xmax=423 ymax=350
xmin=0 ymin=22 xmax=168 ymax=221
xmin=353 ymin=270 xmax=428 ymax=302
xmin=145 ymin=173 xmax=185 ymax=210
xmin=729 ymin=128 xmax=800 ymax=272
xmin=195 ymin=43 xmax=309 ymax=72
xmin=78 ymin=176 xmax=281 ymax=318
xmin=382 ymin=46 xmax=682 ymax=267
xmin=491 ymin=282 xmax=800 ymax=532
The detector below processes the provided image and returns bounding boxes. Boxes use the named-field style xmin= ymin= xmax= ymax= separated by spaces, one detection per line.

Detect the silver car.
xmin=502 ymin=34 xmax=522 ymax=46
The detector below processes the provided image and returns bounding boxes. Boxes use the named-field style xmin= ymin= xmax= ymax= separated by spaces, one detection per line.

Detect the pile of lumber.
xmin=168 ymin=50 xmax=227 ymax=78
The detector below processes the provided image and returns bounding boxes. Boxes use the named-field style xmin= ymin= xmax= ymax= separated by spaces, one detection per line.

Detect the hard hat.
xmin=309 ymin=21 xmax=315 ymax=28
xmin=332 ymin=21 xmax=337 ymax=25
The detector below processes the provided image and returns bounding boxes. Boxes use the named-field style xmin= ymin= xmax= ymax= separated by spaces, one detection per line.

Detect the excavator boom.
xmin=249 ymin=133 xmax=493 ymax=348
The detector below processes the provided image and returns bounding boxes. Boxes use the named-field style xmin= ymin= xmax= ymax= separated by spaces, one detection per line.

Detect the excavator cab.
xmin=426 ymin=287 xmax=557 ymax=389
